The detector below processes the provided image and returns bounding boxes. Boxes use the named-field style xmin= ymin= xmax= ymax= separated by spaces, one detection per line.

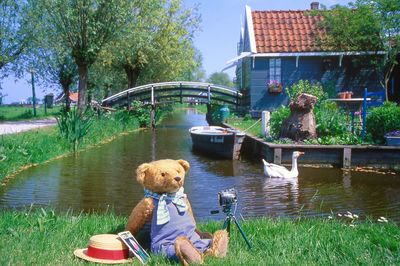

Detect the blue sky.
xmin=1 ymin=0 xmax=350 ymax=104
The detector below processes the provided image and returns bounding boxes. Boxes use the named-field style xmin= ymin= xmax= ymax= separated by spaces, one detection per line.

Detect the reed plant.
xmin=56 ymin=108 xmax=94 ymax=152
xmin=0 ymin=209 xmax=399 ymax=265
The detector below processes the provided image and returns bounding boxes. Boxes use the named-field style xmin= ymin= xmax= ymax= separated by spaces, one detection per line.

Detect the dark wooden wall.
xmin=243 ymin=56 xmax=383 ymax=112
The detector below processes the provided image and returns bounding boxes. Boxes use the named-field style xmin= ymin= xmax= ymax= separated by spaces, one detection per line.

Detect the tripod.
xmin=222 ymin=203 xmax=252 ymax=249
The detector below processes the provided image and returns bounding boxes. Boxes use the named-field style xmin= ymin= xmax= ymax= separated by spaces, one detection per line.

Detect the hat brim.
xmin=74 ymin=248 xmax=133 ymax=264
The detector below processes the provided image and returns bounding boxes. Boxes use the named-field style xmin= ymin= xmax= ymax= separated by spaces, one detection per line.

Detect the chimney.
xmin=310 ymin=2 xmax=319 ymax=10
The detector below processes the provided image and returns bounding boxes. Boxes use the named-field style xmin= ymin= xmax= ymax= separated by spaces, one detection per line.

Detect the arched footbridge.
xmin=101 ymin=81 xmax=242 ymax=107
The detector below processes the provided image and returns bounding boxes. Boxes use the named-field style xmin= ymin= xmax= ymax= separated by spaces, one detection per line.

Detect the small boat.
xmin=189 ymin=126 xmax=245 ymax=159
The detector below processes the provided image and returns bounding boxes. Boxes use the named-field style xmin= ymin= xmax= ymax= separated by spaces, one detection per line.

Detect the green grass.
xmin=0 ymin=209 xmax=399 ymax=265
xmin=0 ymin=105 xmax=62 ymax=121
xmin=0 ymin=114 xmax=139 ymax=182
xmin=226 ymin=116 xmax=262 ymax=138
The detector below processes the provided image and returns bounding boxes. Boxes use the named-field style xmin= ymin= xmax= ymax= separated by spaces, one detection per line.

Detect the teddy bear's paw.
xmin=209 ymin=230 xmax=229 ymax=258
xmin=175 ymin=237 xmax=204 ymax=266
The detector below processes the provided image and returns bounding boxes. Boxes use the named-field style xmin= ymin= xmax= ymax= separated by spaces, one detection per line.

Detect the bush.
xmin=286 ymin=80 xmax=327 ymax=102
xmin=114 ymin=109 xmax=134 ymax=130
xmin=270 ymin=106 xmax=290 ymax=138
xmin=366 ymin=102 xmax=400 ymax=144
xmin=314 ymin=101 xmax=348 ymax=137
xmin=269 ymin=102 xmax=363 ymax=145
xmin=130 ymin=101 xmax=150 ymax=127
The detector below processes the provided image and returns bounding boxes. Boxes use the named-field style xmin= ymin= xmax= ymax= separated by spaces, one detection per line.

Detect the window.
xmin=269 ymin=58 xmax=281 ymax=83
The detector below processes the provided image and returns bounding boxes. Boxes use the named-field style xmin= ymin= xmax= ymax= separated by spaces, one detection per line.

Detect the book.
xmin=118 ymin=231 xmax=150 ymax=264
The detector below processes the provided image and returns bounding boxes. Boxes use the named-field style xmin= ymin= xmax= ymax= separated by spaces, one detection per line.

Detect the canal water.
xmin=1 ymin=108 xmax=400 ymax=222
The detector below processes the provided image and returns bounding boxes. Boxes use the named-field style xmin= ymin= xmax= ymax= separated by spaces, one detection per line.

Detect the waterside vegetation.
xmin=202 ymin=80 xmax=400 ymax=146
xmin=0 ymin=209 xmax=399 ymax=265
xmin=0 ymin=109 xmax=140 ymax=183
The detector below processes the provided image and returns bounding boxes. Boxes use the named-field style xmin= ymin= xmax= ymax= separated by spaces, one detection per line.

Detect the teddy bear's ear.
xmin=136 ymin=163 xmax=151 ymax=184
xmin=177 ymin=159 xmax=190 ymax=172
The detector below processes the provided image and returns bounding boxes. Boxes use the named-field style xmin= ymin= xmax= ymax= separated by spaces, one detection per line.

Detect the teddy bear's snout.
xmin=174 ymin=176 xmax=181 ymax=182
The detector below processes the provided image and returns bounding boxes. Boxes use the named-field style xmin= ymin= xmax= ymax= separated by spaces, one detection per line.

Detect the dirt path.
xmin=0 ymin=118 xmax=57 ymax=135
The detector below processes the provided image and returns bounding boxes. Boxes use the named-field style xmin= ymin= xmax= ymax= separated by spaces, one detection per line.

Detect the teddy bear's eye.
xmin=161 ymin=173 xmax=166 ymax=177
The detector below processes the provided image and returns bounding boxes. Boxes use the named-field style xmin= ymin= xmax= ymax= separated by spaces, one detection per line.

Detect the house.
xmin=55 ymin=91 xmax=79 ymax=105
xmin=232 ymin=2 xmax=385 ymax=114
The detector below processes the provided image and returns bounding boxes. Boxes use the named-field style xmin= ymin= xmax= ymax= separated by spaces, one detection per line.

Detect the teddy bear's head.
xmin=136 ymin=159 xmax=190 ymax=194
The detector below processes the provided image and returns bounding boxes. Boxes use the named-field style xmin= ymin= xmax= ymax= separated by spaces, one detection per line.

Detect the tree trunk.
xmin=384 ymin=63 xmax=395 ymax=101
xmin=124 ymin=65 xmax=140 ymax=89
xmin=61 ymin=83 xmax=71 ymax=112
xmin=77 ymin=63 xmax=88 ymax=113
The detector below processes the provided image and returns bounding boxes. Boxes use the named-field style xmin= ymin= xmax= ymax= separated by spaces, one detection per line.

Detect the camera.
xmin=218 ymin=188 xmax=238 ymax=206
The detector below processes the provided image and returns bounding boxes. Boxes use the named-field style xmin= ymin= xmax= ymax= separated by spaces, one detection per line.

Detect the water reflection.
xmin=1 ymin=108 xmax=400 ymax=223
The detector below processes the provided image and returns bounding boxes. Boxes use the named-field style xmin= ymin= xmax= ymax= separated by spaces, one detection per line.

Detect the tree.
xmin=0 ymin=0 xmax=29 ymax=75
xmin=23 ymin=3 xmax=79 ymax=111
xmin=103 ymin=0 xmax=200 ymax=89
xmin=207 ymin=72 xmax=234 ymax=87
xmin=31 ymin=0 xmax=133 ymax=111
xmin=317 ymin=1 xmax=400 ymax=98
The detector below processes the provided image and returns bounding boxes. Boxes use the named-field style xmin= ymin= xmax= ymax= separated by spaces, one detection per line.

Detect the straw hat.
xmin=74 ymin=234 xmax=133 ymax=264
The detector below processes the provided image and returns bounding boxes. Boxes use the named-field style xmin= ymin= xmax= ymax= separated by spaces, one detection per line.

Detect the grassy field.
xmin=0 ymin=209 xmax=398 ymax=265
xmin=0 ymin=105 xmax=62 ymax=121
xmin=0 ymin=114 xmax=139 ymax=183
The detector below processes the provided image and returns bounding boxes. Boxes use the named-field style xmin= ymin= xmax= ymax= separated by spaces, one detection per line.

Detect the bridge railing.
xmin=102 ymin=81 xmax=242 ymax=106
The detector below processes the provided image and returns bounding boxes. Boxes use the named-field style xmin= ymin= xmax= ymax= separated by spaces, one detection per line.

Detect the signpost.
xmin=30 ymin=68 xmax=37 ymax=117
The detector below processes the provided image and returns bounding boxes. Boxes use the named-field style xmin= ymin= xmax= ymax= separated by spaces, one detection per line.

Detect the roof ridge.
xmin=252 ymin=10 xmax=314 ymax=13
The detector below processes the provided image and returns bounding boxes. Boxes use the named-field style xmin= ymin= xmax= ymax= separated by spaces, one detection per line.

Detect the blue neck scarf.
xmin=144 ymin=187 xmax=188 ymax=225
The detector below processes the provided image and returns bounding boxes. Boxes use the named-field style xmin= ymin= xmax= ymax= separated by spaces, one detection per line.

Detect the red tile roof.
xmin=251 ymin=10 xmax=327 ymax=53
xmin=69 ymin=92 xmax=79 ymax=102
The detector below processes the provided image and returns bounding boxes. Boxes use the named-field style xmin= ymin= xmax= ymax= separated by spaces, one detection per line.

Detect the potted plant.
xmin=267 ymin=80 xmax=283 ymax=93
xmin=385 ymin=130 xmax=400 ymax=146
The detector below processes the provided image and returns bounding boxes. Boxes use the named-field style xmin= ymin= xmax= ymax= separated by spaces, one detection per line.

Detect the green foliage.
xmin=130 ymin=101 xmax=150 ymax=127
xmin=207 ymin=72 xmax=234 ymax=87
xmin=0 ymin=0 xmax=28 ymax=73
xmin=314 ymin=102 xmax=348 ymax=137
xmin=317 ymin=0 xmax=400 ymax=91
xmin=114 ymin=109 xmax=134 ymax=130
xmin=311 ymin=102 xmax=363 ymax=145
xmin=316 ymin=3 xmax=382 ymax=52
xmin=270 ymin=106 xmax=290 ymax=138
xmin=102 ymin=0 xmax=201 ymax=88
xmin=209 ymin=104 xmax=223 ymax=125
xmin=286 ymin=80 xmax=327 ymax=102
xmin=56 ymin=108 xmax=93 ymax=152
xmin=269 ymin=102 xmax=364 ymax=145
xmin=243 ymin=114 xmax=252 ymax=121
xmin=29 ymin=0 xmax=134 ymax=110
xmin=366 ymin=102 xmax=400 ymax=144
xmin=1 ymin=209 xmax=400 ymax=265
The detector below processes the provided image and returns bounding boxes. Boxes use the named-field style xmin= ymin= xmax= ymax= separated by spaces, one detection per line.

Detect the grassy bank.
xmin=0 ymin=209 xmax=399 ymax=265
xmin=0 ymin=105 xmax=61 ymax=121
xmin=191 ymin=105 xmax=262 ymax=138
xmin=226 ymin=116 xmax=262 ymax=138
xmin=0 ymin=114 xmax=139 ymax=183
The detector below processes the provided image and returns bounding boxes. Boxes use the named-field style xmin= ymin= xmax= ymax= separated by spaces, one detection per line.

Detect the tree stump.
xmin=280 ymin=93 xmax=317 ymax=141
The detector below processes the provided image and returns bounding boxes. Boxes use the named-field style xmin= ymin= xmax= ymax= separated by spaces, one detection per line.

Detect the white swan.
xmin=262 ymin=151 xmax=305 ymax=178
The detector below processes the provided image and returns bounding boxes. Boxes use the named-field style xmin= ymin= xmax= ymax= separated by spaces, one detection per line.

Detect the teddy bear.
xmin=125 ymin=159 xmax=228 ymax=265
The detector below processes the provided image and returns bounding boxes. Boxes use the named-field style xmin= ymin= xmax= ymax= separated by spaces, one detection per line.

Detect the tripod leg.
xmin=223 ymin=216 xmax=231 ymax=234
xmin=232 ymin=216 xmax=252 ymax=249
